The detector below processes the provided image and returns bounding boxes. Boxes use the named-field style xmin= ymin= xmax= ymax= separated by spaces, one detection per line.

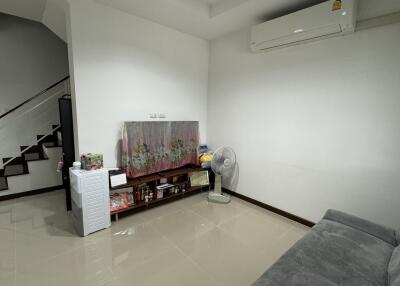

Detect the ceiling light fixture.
xmin=294 ymin=29 xmax=304 ymax=33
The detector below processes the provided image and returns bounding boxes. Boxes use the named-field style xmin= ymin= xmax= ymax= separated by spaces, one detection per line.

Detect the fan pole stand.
xmin=208 ymin=175 xmax=231 ymax=204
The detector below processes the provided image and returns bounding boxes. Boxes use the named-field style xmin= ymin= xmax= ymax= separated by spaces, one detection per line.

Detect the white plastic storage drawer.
xmin=69 ymin=168 xmax=111 ymax=236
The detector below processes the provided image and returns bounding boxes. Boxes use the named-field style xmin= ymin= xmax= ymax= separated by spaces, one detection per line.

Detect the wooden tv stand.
xmin=110 ymin=166 xmax=210 ymax=221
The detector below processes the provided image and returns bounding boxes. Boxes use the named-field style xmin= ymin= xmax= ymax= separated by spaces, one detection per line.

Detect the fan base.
xmin=208 ymin=192 xmax=231 ymax=204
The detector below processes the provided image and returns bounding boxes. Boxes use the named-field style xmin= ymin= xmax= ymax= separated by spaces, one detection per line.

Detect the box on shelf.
xmin=80 ymin=153 xmax=103 ymax=170
xmin=199 ymin=144 xmax=208 ymax=153
xmin=127 ymin=190 xmax=134 ymax=205
xmin=172 ymin=175 xmax=186 ymax=183
xmin=110 ymin=193 xmax=129 ymax=212
xmin=109 ymin=170 xmax=127 ymax=188
xmin=189 ymin=171 xmax=210 ymax=187
xmin=109 ymin=187 xmax=135 ymax=206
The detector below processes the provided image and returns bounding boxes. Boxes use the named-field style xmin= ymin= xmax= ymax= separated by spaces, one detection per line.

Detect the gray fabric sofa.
xmin=252 ymin=209 xmax=400 ymax=286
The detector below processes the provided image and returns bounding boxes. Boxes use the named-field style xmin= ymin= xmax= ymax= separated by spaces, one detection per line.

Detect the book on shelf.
xmin=156 ymin=183 xmax=174 ymax=190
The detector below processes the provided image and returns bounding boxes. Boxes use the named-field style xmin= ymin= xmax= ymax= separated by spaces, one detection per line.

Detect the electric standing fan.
xmin=208 ymin=146 xmax=236 ymax=204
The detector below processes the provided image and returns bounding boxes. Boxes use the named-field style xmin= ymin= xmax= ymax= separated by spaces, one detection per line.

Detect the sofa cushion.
xmin=389 ymin=247 xmax=400 ymax=286
xmin=252 ymin=219 xmax=394 ymax=286
xmin=324 ymin=209 xmax=397 ymax=246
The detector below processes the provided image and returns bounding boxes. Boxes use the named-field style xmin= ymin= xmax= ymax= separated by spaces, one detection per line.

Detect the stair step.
xmin=20 ymin=145 xmax=41 ymax=153
xmin=2 ymin=156 xmax=24 ymax=165
xmin=2 ymin=157 xmax=11 ymax=165
xmin=20 ymin=146 xmax=47 ymax=161
xmin=2 ymin=157 xmax=28 ymax=177
xmin=37 ymin=134 xmax=57 ymax=147
xmin=0 ymin=178 xmax=8 ymax=191
xmin=43 ymin=145 xmax=62 ymax=148
xmin=0 ymin=169 xmax=8 ymax=191
xmin=3 ymin=163 xmax=28 ymax=177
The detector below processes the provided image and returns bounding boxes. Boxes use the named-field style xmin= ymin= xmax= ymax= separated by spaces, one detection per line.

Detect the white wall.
xmin=208 ymin=23 xmax=400 ymax=228
xmin=67 ymin=0 xmax=209 ymax=167
xmin=0 ymin=12 xmax=69 ymax=115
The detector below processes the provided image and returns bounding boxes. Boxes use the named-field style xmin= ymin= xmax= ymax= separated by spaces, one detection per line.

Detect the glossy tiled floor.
xmin=0 ymin=190 xmax=309 ymax=286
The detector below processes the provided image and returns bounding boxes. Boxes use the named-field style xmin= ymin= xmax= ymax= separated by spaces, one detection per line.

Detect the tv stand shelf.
xmin=110 ymin=166 xmax=208 ymax=221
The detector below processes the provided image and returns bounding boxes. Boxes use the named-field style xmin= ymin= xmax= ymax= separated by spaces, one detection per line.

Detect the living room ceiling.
xmin=1 ymin=0 xmax=400 ymax=40
xmin=95 ymin=0 xmax=326 ymax=39
xmin=95 ymin=0 xmax=400 ymax=40
xmin=0 ymin=0 xmax=47 ymax=21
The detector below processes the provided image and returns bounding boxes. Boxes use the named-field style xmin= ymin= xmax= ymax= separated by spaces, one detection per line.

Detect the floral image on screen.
xmin=122 ymin=121 xmax=199 ymax=178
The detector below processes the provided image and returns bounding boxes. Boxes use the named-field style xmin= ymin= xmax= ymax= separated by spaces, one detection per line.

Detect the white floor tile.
xmin=0 ymin=191 xmax=309 ymax=286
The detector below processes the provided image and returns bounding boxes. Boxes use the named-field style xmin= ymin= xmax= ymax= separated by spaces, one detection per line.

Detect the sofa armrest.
xmin=323 ymin=209 xmax=397 ymax=246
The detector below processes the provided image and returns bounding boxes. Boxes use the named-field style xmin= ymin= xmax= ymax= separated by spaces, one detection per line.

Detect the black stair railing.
xmin=0 ymin=76 xmax=70 ymax=120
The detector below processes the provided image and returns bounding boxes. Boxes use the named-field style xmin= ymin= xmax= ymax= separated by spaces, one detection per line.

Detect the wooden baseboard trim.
xmin=0 ymin=185 xmax=64 ymax=201
xmin=223 ymin=189 xmax=315 ymax=227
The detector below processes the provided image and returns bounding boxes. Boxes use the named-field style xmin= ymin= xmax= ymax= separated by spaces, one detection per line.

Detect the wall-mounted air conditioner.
xmin=251 ymin=0 xmax=358 ymax=52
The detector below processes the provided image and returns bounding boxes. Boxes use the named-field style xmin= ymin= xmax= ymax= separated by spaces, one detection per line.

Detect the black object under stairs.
xmin=0 ymin=76 xmax=70 ymax=192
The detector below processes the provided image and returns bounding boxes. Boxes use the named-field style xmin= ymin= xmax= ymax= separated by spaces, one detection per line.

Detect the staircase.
xmin=0 ymin=77 xmax=70 ymax=195
xmin=0 ymin=125 xmax=62 ymax=191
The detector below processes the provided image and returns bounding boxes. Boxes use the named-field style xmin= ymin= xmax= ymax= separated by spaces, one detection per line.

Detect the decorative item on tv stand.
xmin=208 ymin=146 xmax=236 ymax=204
xmin=80 ymin=153 xmax=103 ymax=170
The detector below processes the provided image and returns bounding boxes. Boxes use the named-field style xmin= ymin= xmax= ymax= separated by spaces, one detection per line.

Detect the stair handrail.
xmin=0 ymin=76 xmax=70 ymax=120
